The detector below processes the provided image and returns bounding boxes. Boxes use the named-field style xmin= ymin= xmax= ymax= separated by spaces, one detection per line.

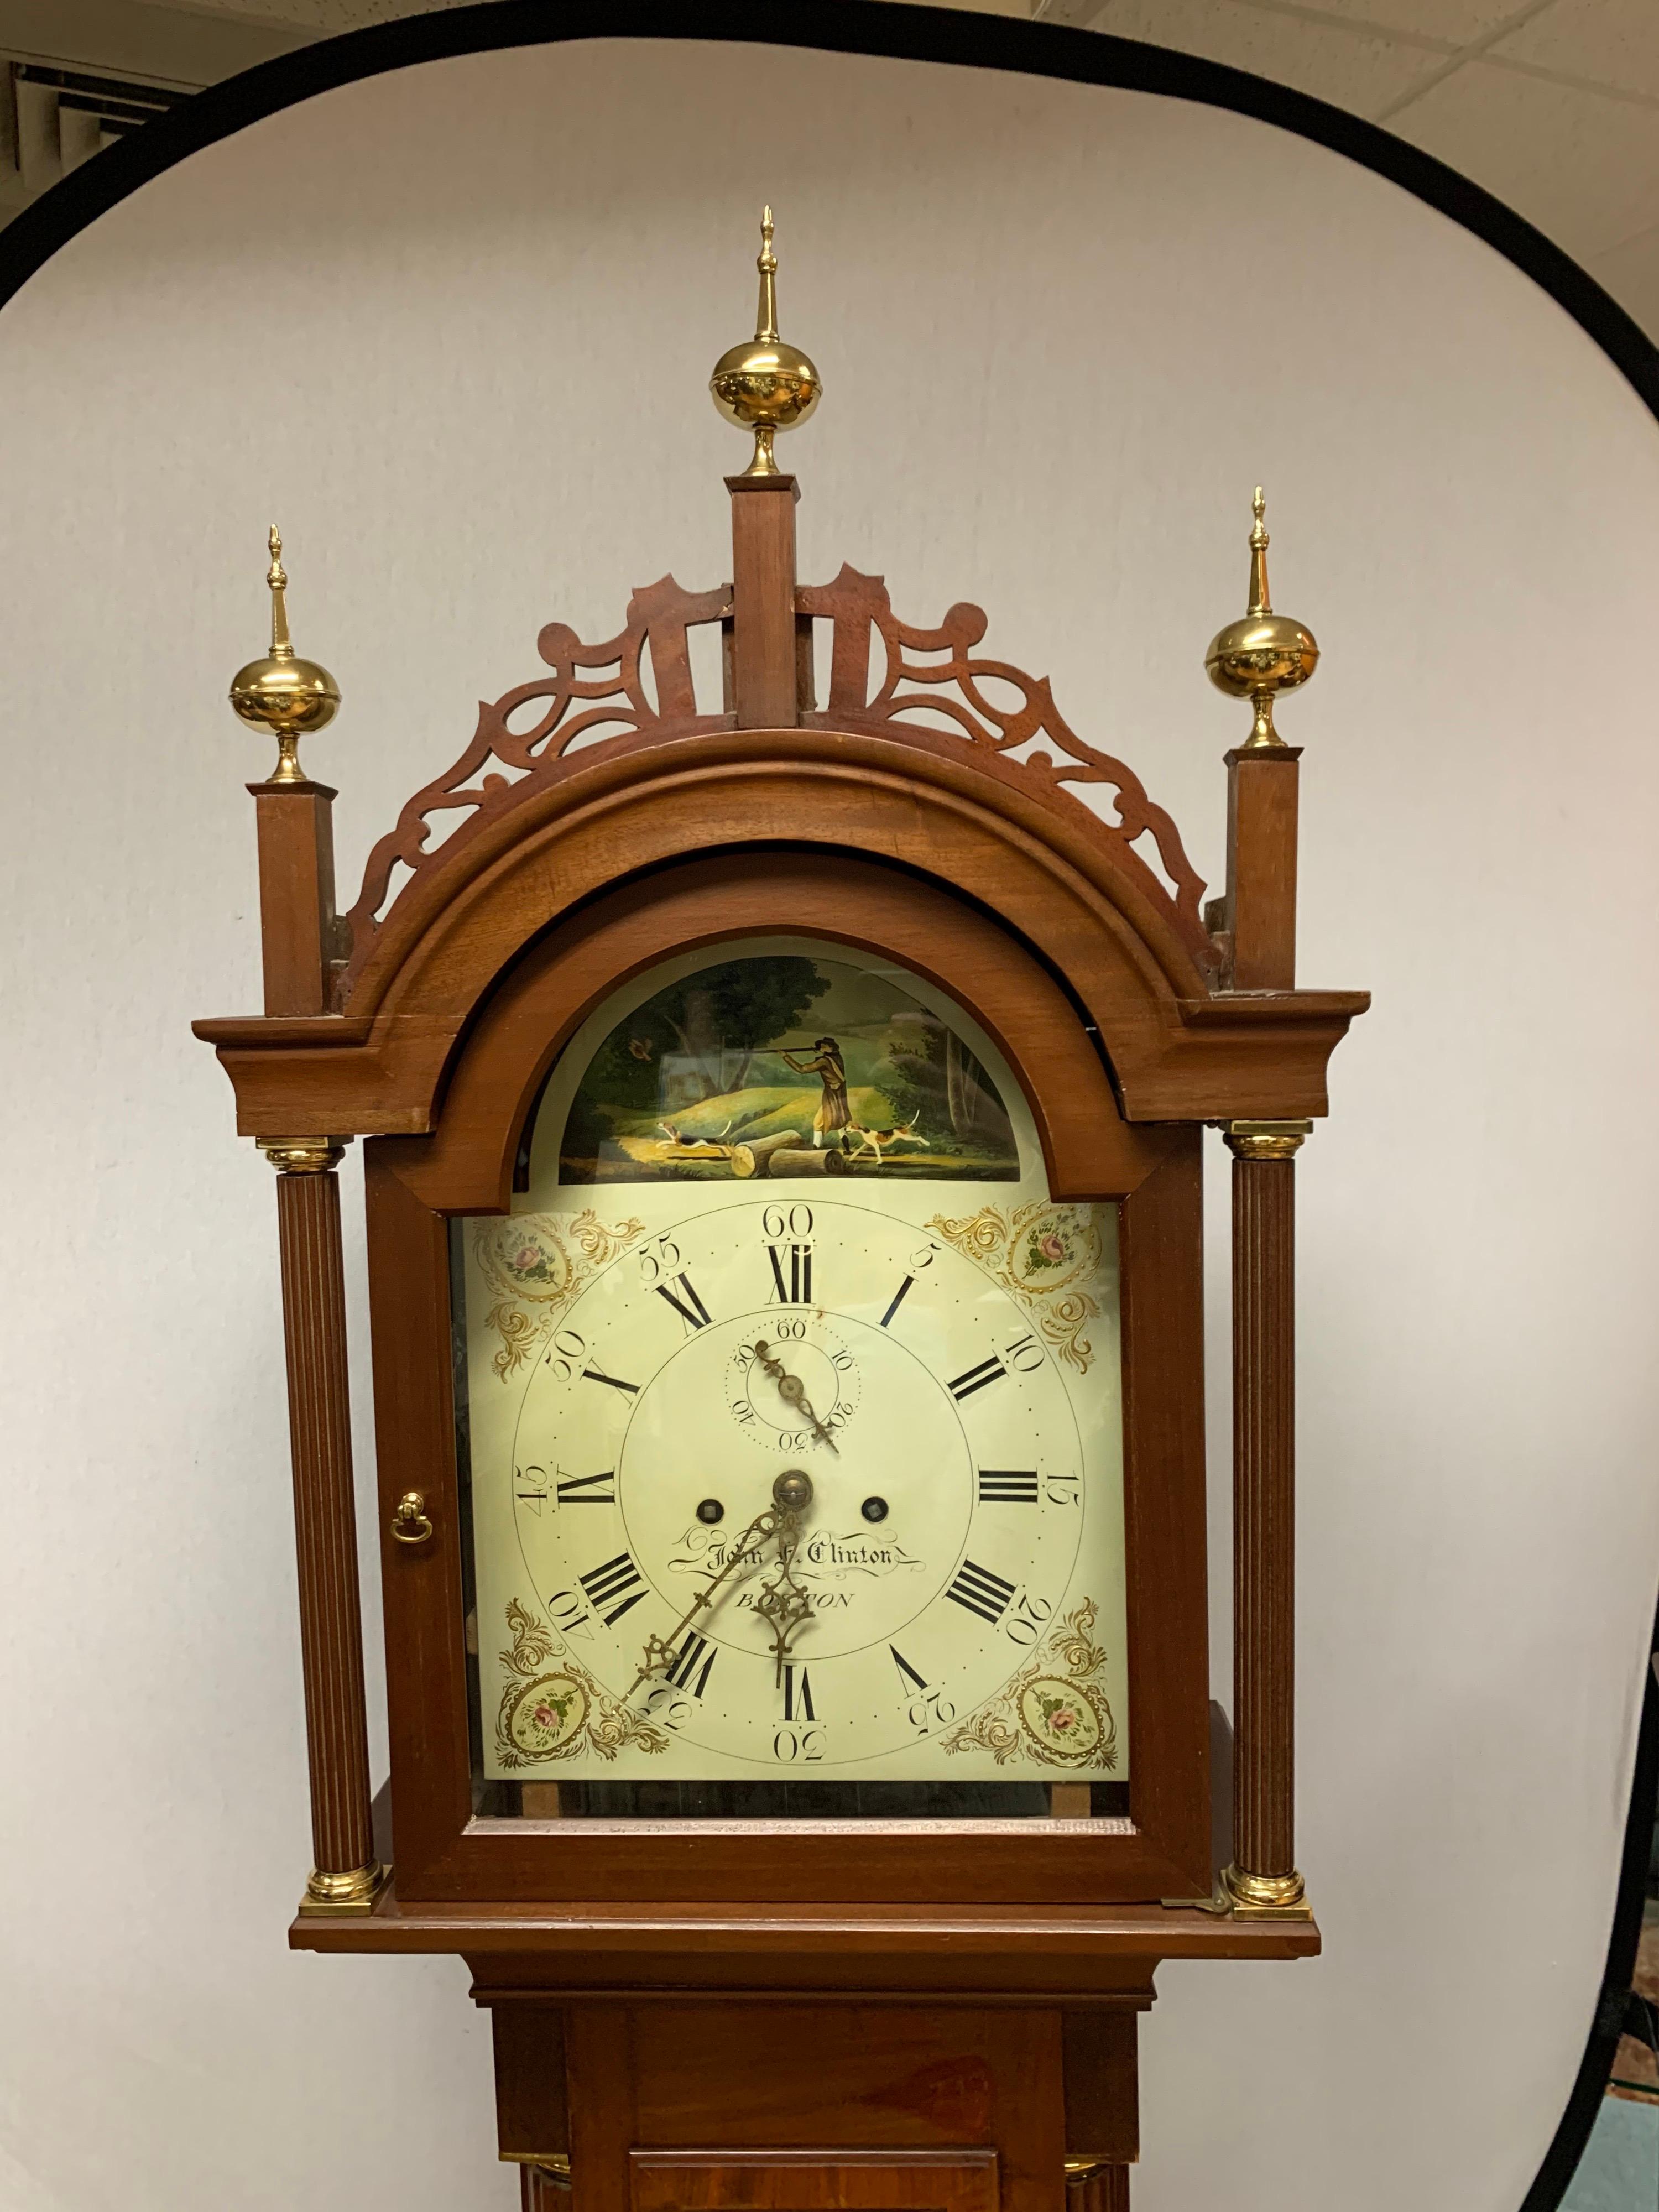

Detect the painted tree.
xmin=576 ymin=957 xmax=831 ymax=1120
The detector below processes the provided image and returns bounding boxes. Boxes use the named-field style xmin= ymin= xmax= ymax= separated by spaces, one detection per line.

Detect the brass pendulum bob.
xmin=1204 ymin=488 xmax=1319 ymax=748
xmin=709 ymin=206 xmax=823 ymax=477
xmin=229 ymin=525 xmax=341 ymax=783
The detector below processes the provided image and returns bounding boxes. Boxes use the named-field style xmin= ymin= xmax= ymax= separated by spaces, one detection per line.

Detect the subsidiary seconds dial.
xmin=507 ymin=1198 xmax=1087 ymax=1771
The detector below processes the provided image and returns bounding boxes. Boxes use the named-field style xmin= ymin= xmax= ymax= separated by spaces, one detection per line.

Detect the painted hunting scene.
xmin=559 ymin=953 xmax=1020 ymax=1183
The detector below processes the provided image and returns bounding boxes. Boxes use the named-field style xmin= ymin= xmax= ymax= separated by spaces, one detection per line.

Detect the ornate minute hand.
xmin=751 ymin=1339 xmax=838 ymax=1454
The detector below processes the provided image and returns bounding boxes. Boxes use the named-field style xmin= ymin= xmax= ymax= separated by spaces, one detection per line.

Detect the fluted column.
xmin=261 ymin=1136 xmax=387 ymax=1915
xmin=1223 ymin=1120 xmax=1312 ymax=1919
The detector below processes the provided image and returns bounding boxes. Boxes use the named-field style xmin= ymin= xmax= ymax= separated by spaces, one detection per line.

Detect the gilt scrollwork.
xmin=472 ymin=1209 xmax=646 ymax=1379
xmin=798 ymin=565 xmax=1209 ymax=951
xmin=336 ymin=559 xmax=1212 ymax=991
xmin=941 ymin=1595 xmax=1118 ymax=1771
xmin=339 ymin=575 xmax=731 ymax=974
xmin=494 ymin=1597 xmax=669 ymax=1770
xmin=925 ymin=1199 xmax=1106 ymax=1374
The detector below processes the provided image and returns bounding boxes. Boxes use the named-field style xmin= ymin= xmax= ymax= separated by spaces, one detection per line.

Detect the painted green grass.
xmin=635 ymin=1084 xmax=901 ymax=1144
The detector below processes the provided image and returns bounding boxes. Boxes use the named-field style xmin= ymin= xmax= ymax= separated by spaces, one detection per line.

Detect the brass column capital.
xmin=258 ymin=1135 xmax=350 ymax=1175
xmin=1224 ymin=1118 xmax=1312 ymax=1161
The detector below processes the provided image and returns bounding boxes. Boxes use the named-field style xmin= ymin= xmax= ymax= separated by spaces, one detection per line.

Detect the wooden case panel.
xmin=555 ymin=2004 xmax=1060 ymax=2212
xmin=630 ymin=2151 xmax=1001 ymax=2212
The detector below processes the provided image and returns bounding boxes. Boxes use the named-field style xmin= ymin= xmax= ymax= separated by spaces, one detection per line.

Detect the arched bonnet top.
xmin=195 ymin=252 xmax=1366 ymax=1142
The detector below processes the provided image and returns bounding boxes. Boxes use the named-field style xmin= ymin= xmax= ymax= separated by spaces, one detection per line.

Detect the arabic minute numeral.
xmin=634 ymin=1233 xmax=683 ymax=1286
xmin=643 ymin=1686 xmax=694 ymax=1731
xmin=577 ymin=1550 xmax=648 ymax=1626
xmin=772 ymin=1726 xmax=825 ymax=1762
xmin=514 ymin=1464 xmax=549 ymax=1515
xmin=890 ymin=1647 xmax=954 ymax=1731
xmin=977 ymin=1469 xmax=1039 ymax=1504
xmin=1045 ymin=1472 xmax=1082 ymax=1507
xmin=880 ymin=1243 xmax=937 ymax=1330
xmin=762 ymin=1202 xmax=815 ymax=1239
xmin=1004 ymin=1592 xmax=1055 ymax=1647
xmin=544 ymin=1587 xmax=596 ymax=1642
xmin=544 ymin=1327 xmax=587 ymax=1379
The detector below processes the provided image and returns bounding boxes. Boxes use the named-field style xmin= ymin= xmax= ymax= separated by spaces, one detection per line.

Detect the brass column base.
xmin=296 ymin=1859 xmax=392 ymax=1917
xmin=1222 ymin=1864 xmax=1313 ymax=1921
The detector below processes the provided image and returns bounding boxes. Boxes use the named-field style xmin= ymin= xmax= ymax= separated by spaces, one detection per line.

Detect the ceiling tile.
xmin=1386 ymin=58 xmax=1659 ymax=257
xmin=133 ymin=0 xmax=474 ymax=23
xmin=1491 ymin=0 xmax=1659 ymax=102
xmin=1584 ymin=218 xmax=1659 ymax=340
xmin=1088 ymin=0 xmax=1443 ymax=118
xmin=1253 ymin=0 xmax=1520 ymax=42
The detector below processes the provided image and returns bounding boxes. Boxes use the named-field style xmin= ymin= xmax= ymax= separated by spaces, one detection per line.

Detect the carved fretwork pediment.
xmin=340 ymin=558 xmax=1209 ymax=999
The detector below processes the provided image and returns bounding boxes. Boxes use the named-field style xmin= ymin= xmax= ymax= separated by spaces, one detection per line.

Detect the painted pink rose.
xmin=514 ymin=1244 xmax=541 ymax=1270
xmin=533 ymin=1704 xmax=556 ymax=1730
xmin=1050 ymin=1706 xmax=1078 ymax=1733
xmin=1039 ymin=1232 xmax=1065 ymax=1264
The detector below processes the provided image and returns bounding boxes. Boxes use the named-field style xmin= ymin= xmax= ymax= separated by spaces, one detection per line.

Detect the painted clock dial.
xmin=458 ymin=938 xmax=1128 ymax=1796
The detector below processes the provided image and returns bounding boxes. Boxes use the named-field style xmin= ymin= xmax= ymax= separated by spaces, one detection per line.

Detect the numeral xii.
xmin=767 ymin=1243 xmax=813 ymax=1304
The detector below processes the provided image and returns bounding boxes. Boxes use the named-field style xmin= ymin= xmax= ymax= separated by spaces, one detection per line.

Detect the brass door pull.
xmin=390 ymin=1491 xmax=434 ymax=1546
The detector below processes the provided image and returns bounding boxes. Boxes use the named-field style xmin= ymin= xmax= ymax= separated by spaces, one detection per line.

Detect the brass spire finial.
xmin=229 ymin=524 xmax=341 ymax=785
xmin=1248 ymin=486 xmax=1270 ymax=615
xmin=755 ymin=204 xmax=779 ymax=342
xmin=1204 ymin=486 xmax=1319 ymax=749
xmin=710 ymin=206 xmax=822 ymax=479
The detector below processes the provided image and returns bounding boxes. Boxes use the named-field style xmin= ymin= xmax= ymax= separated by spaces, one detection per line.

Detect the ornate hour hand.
xmin=753 ymin=1467 xmax=815 ymax=1685
xmin=625 ymin=1470 xmax=816 ymax=1698
xmin=751 ymin=1339 xmax=838 ymax=1453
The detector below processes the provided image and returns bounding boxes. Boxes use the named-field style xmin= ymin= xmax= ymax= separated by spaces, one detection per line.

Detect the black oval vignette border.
xmin=1 ymin=6 xmax=1651 ymax=2209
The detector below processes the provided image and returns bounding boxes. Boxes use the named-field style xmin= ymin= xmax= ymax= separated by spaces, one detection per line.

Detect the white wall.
xmin=1 ymin=34 xmax=1656 ymax=2212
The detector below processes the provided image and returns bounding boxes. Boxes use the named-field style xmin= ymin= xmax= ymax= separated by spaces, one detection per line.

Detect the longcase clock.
xmin=196 ymin=213 xmax=1367 ymax=2211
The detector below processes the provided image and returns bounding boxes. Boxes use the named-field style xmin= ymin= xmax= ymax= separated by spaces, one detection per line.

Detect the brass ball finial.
xmin=709 ymin=206 xmax=822 ymax=479
xmin=229 ymin=524 xmax=341 ymax=785
xmin=1204 ymin=487 xmax=1319 ymax=749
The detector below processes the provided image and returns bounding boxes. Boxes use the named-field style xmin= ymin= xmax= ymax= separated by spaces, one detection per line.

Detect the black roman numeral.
xmin=767 ymin=1244 xmax=813 ymax=1304
xmin=948 ymin=1354 xmax=1007 ymax=1401
xmin=665 ymin=1631 xmax=717 ymax=1698
xmin=977 ymin=1469 xmax=1039 ymax=1504
xmin=946 ymin=1558 xmax=1016 ymax=1626
xmin=583 ymin=1361 xmax=639 ymax=1396
xmin=879 ymin=1275 xmax=915 ymax=1329
xmin=578 ymin=1551 xmax=648 ymax=1626
xmin=556 ymin=1469 xmax=615 ymax=1506
xmin=655 ymin=1272 xmax=712 ymax=1333
xmin=889 ymin=1646 xmax=928 ymax=1694
xmin=782 ymin=1663 xmax=816 ymax=1722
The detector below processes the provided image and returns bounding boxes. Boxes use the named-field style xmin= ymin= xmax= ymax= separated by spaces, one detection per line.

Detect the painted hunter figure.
xmin=780 ymin=1036 xmax=850 ymax=1150
xmin=556 ymin=947 xmax=1020 ymax=1184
